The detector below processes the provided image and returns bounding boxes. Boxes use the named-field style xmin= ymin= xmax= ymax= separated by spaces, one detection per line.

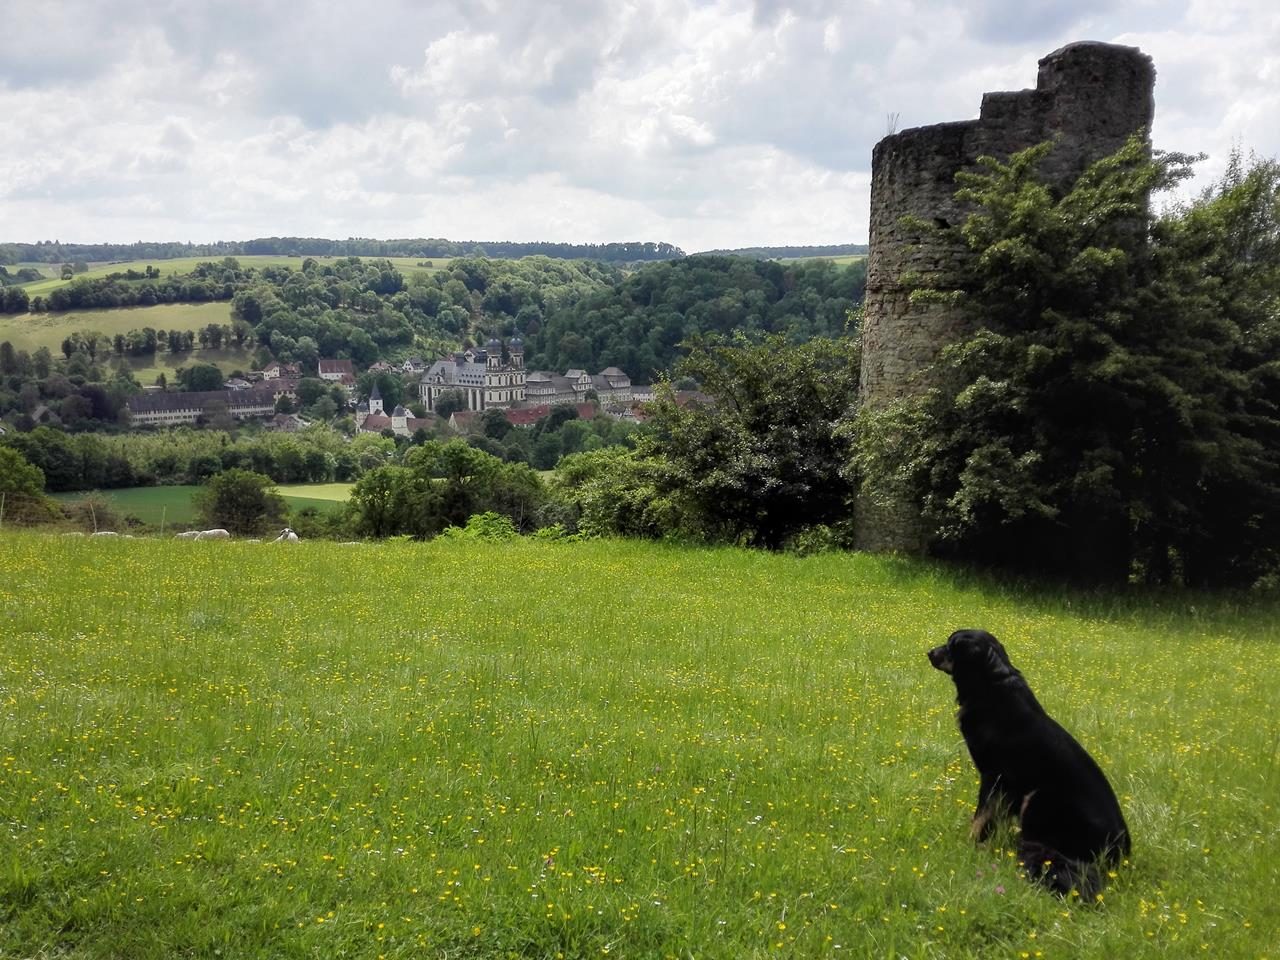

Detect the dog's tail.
xmin=1019 ymin=841 xmax=1112 ymax=900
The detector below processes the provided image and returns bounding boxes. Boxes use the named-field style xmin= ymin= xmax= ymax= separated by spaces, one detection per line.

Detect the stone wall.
xmin=855 ymin=41 xmax=1156 ymax=553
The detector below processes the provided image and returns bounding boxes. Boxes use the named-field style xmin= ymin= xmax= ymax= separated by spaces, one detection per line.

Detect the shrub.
xmin=439 ymin=511 xmax=519 ymax=542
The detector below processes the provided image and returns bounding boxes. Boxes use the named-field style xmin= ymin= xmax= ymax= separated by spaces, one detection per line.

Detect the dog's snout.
xmin=927 ymin=645 xmax=953 ymax=673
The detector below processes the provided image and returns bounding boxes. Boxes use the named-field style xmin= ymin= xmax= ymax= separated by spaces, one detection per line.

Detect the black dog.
xmin=927 ymin=628 xmax=1130 ymax=897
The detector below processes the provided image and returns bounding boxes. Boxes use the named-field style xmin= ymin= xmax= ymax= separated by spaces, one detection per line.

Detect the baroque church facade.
xmin=417 ymin=338 xmax=639 ymax=413
xmin=418 ymin=337 xmax=526 ymax=413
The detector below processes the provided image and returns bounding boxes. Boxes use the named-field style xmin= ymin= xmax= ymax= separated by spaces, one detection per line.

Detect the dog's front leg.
xmin=971 ymin=774 xmax=1009 ymax=842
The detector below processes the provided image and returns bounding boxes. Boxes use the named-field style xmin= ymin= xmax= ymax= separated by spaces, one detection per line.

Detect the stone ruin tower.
xmin=855 ymin=41 xmax=1156 ymax=552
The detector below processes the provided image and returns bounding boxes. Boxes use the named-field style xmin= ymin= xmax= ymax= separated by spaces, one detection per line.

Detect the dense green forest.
xmin=521 ymin=256 xmax=865 ymax=375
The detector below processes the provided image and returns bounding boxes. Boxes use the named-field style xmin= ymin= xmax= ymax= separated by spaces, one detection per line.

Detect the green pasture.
xmin=778 ymin=254 xmax=867 ymax=266
xmin=14 ymin=255 xmax=454 ymax=297
xmin=0 ymin=302 xmax=234 ymax=354
xmin=50 ymin=485 xmax=202 ymax=527
xmin=1 ymin=533 xmax=1276 ymax=958
xmin=275 ymin=482 xmax=356 ymax=503
xmin=50 ymin=483 xmax=353 ymax=528
xmin=121 ymin=346 xmax=259 ymax=385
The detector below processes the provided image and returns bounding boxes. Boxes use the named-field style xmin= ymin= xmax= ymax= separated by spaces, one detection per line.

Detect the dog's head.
xmin=928 ymin=628 xmax=1017 ymax=682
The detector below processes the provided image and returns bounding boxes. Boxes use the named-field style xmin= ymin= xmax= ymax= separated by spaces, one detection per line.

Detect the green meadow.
xmin=0 ymin=300 xmax=259 ymax=382
xmin=0 ymin=302 xmax=234 ymax=354
xmin=50 ymin=483 xmax=354 ymax=528
xmin=1 ymin=533 xmax=1276 ymax=958
xmin=13 ymin=255 xmax=454 ymax=297
xmin=778 ymin=254 xmax=867 ymax=267
xmin=274 ymin=482 xmax=356 ymax=505
xmin=121 ymin=346 xmax=259 ymax=384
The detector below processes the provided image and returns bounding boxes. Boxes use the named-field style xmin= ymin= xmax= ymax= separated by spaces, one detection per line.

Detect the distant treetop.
xmin=0 ymin=238 xmax=686 ymax=265
xmin=692 ymin=243 xmax=869 ymax=259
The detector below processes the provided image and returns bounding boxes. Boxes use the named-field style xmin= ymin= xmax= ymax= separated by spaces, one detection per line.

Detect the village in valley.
xmin=124 ymin=340 xmax=658 ymax=438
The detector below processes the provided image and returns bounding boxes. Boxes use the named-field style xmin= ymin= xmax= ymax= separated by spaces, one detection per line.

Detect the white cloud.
xmin=0 ymin=0 xmax=1275 ymax=249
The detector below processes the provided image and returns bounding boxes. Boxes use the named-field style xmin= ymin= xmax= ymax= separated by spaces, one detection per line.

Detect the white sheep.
xmin=174 ymin=530 xmax=201 ymax=540
xmin=272 ymin=527 xmax=300 ymax=543
xmin=195 ymin=528 xmax=231 ymax=541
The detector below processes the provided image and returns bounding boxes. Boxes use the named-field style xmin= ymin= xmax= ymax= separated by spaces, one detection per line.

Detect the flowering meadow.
xmin=1 ymin=532 xmax=1276 ymax=958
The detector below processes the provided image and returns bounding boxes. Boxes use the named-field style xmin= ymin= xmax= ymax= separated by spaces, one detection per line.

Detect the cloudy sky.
xmin=1 ymin=0 xmax=1276 ymax=251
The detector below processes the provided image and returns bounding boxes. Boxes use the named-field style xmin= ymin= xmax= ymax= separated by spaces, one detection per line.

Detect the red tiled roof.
xmin=504 ymin=405 xmax=551 ymax=426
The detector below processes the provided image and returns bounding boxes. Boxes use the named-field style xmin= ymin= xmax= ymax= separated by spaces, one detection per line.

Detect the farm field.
xmin=123 ymin=346 xmax=259 ymax=384
xmin=13 ymin=255 xmax=455 ymax=297
xmin=274 ymin=482 xmax=356 ymax=503
xmin=0 ymin=302 xmax=234 ymax=354
xmin=0 ymin=300 xmax=257 ymax=383
xmin=778 ymin=254 xmax=867 ymax=266
xmin=1 ymin=533 xmax=1276 ymax=958
xmin=50 ymin=483 xmax=354 ymax=528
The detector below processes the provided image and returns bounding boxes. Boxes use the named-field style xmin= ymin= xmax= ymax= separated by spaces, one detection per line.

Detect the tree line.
xmin=0 ymin=238 xmax=686 ymax=266
xmin=693 ymin=243 xmax=868 ymax=259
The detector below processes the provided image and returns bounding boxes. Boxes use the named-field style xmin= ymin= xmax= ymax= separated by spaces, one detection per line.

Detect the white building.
xmin=418 ymin=337 xmax=526 ymax=413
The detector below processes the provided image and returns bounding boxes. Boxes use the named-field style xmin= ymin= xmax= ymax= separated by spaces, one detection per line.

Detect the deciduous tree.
xmin=192 ymin=468 xmax=288 ymax=535
xmin=647 ymin=333 xmax=861 ymax=548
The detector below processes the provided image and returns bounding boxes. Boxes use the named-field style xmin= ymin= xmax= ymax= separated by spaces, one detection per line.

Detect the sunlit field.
xmin=12 ymin=255 xmax=454 ymax=298
xmin=0 ymin=302 xmax=235 ymax=355
xmin=274 ymin=483 xmax=356 ymax=503
xmin=49 ymin=484 xmax=354 ymax=528
xmin=1 ymin=533 xmax=1276 ymax=958
xmin=776 ymin=254 xmax=866 ymax=266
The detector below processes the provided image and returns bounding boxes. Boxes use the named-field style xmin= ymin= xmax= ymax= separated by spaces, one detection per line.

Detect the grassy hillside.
xmin=0 ymin=301 xmax=260 ymax=383
xmin=13 ymin=255 xmax=453 ymax=297
xmin=0 ymin=302 xmax=234 ymax=353
xmin=1 ymin=533 xmax=1275 ymax=958
xmin=275 ymin=482 xmax=356 ymax=504
xmin=123 ymin=346 xmax=259 ymax=383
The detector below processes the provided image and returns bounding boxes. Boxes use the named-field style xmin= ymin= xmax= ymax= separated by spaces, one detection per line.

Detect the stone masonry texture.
xmin=855 ymin=41 xmax=1156 ymax=553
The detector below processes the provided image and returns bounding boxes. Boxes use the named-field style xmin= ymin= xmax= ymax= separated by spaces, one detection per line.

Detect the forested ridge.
xmin=521 ymin=256 xmax=866 ymax=376
xmin=0 ymin=238 xmax=686 ymax=265
xmin=2 ymin=253 xmax=866 ymax=382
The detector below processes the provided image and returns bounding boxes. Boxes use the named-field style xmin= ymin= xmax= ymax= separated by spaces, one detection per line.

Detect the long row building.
xmin=126 ymin=380 xmax=296 ymax=426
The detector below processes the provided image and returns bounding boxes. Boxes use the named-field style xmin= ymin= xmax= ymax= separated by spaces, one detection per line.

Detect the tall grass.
xmin=1 ymin=533 xmax=1276 ymax=958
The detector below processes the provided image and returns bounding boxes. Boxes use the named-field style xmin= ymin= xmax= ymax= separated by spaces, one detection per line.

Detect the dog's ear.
xmin=980 ymin=635 xmax=1016 ymax=680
